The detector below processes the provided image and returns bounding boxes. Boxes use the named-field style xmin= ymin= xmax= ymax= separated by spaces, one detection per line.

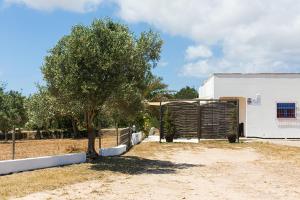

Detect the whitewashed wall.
xmin=131 ymin=132 xmax=143 ymax=145
xmin=100 ymin=132 xmax=143 ymax=156
xmin=0 ymin=153 xmax=86 ymax=175
xmin=100 ymin=145 xmax=127 ymax=157
xmin=199 ymin=74 xmax=300 ymax=138
xmin=198 ymin=76 xmax=215 ymax=99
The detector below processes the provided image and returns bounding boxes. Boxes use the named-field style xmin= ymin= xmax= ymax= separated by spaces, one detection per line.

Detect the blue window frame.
xmin=277 ymin=103 xmax=296 ymax=118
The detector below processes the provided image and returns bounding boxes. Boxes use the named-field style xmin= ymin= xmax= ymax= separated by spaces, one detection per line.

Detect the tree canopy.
xmin=174 ymin=86 xmax=198 ymax=99
xmin=41 ymin=19 xmax=163 ymax=157
xmin=0 ymin=84 xmax=27 ymax=139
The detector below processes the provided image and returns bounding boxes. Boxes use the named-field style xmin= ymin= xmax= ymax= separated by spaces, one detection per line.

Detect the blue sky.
xmin=0 ymin=1 xmax=201 ymax=95
xmin=1 ymin=0 xmax=300 ymax=95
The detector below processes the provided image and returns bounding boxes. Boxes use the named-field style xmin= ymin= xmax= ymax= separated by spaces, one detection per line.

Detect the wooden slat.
xmin=162 ymin=100 xmax=238 ymax=139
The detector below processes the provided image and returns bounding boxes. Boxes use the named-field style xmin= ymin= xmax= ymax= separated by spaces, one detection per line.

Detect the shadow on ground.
xmin=90 ymin=156 xmax=204 ymax=175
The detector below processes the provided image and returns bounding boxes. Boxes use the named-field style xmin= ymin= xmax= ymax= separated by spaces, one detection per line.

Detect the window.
xmin=277 ymin=103 xmax=296 ymax=118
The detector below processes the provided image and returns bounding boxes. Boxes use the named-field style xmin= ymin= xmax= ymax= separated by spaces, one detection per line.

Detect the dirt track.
xmin=14 ymin=142 xmax=300 ymax=200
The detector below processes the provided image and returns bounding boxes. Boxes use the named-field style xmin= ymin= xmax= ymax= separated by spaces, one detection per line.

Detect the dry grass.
xmin=0 ymin=137 xmax=117 ymax=161
xmin=1 ymin=141 xmax=300 ymax=199
xmin=0 ymin=128 xmax=121 ymax=161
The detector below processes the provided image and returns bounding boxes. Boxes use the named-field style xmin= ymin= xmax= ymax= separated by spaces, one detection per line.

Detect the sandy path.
xmin=15 ymin=145 xmax=300 ymax=200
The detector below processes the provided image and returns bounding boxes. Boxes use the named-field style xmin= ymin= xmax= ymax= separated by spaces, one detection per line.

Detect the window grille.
xmin=277 ymin=103 xmax=296 ymax=118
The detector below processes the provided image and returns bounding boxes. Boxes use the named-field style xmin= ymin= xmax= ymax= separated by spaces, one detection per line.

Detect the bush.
xmin=227 ymin=133 xmax=237 ymax=143
xmin=164 ymin=107 xmax=176 ymax=142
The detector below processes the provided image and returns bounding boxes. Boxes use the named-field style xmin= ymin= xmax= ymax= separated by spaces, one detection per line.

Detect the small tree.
xmin=42 ymin=19 xmax=162 ymax=158
xmin=164 ymin=106 xmax=176 ymax=142
xmin=174 ymin=86 xmax=198 ymax=99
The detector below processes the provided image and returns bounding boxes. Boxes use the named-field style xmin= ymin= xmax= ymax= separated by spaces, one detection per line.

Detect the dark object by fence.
xmin=239 ymin=123 xmax=244 ymax=137
xmin=159 ymin=99 xmax=239 ymax=141
xmin=227 ymin=133 xmax=237 ymax=143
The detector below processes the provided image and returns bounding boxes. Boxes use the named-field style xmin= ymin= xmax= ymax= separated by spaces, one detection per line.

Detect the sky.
xmin=1 ymin=0 xmax=300 ymax=95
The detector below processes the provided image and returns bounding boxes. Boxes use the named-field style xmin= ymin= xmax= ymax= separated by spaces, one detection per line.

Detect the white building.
xmin=199 ymin=73 xmax=300 ymax=138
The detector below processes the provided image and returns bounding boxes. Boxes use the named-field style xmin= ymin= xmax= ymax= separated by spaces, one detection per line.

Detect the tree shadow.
xmin=90 ymin=156 xmax=204 ymax=175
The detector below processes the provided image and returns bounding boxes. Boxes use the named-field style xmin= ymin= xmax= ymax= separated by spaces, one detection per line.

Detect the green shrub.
xmin=164 ymin=107 xmax=176 ymax=142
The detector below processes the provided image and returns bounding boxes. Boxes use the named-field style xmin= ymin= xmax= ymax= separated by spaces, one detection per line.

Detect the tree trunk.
xmin=86 ymin=111 xmax=98 ymax=159
xmin=71 ymin=118 xmax=79 ymax=139
xmin=115 ymin=122 xmax=119 ymax=146
xmin=4 ymin=131 xmax=8 ymax=142
xmin=37 ymin=128 xmax=41 ymax=139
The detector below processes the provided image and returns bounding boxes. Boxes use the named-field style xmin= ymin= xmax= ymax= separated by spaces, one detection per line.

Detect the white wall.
xmin=100 ymin=145 xmax=127 ymax=157
xmin=131 ymin=132 xmax=143 ymax=145
xmin=0 ymin=153 xmax=86 ymax=175
xmin=199 ymin=76 xmax=214 ymax=99
xmin=100 ymin=132 xmax=143 ymax=156
xmin=210 ymin=75 xmax=300 ymax=138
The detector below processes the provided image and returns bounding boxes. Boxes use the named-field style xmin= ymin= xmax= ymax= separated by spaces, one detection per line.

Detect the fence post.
xmin=116 ymin=123 xmax=119 ymax=146
xmin=159 ymin=101 xmax=163 ymax=143
xmin=12 ymin=126 xmax=16 ymax=160
xmin=236 ymin=99 xmax=240 ymax=143
xmin=128 ymin=128 xmax=132 ymax=149
xmin=197 ymin=101 xmax=201 ymax=143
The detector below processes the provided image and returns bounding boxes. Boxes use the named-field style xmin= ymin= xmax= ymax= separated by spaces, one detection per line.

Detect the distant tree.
xmin=0 ymin=84 xmax=27 ymax=140
xmin=6 ymin=90 xmax=27 ymax=131
xmin=174 ymin=86 xmax=198 ymax=99
xmin=26 ymin=88 xmax=56 ymax=138
xmin=0 ymin=84 xmax=10 ymax=140
xmin=42 ymin=19 xmax=162 ymax=158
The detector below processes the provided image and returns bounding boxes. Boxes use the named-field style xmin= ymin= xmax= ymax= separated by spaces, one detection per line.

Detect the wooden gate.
xmin=160 ymin=99 xmax=239 ymax=140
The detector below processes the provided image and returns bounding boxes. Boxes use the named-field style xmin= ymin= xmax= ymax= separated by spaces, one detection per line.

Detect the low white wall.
xmin=0 ymin=153 xmax=86 ymax=175
xmin=131 ymin=132 xmax=143 ymax=145
xmin=100 ymin=132 xmax=144 ymax=157
xmin=100 ymin=144 xmax=127 ymax=157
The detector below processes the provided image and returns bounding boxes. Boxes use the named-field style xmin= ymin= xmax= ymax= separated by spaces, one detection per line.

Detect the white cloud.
xmin=4 ymin=0 xmax=103 ymax=13
xmin=116 ymin=0 xmax=300 ymax=77
xmin=185 ymin=45 xmax=212 ymax=60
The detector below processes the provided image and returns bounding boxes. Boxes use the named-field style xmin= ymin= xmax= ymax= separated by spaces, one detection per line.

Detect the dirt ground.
xmin=7 ymin=141 xmax=300 ymax=200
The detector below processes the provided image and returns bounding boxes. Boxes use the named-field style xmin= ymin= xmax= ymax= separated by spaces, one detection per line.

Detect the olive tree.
xmin=42 ymin=19 xmax=162 ymax=158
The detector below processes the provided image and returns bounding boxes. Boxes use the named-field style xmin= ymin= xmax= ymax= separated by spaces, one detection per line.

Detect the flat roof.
xmin=201 ymin=73 xmax=300 ymax=87
xmin=213 ymin=73 xmax=300 ymax=78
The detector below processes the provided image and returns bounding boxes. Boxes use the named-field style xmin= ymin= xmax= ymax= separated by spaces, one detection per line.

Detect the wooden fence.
xmin=119 ymin=128 xmax=132 ymax=148
xmin=99 ymin=127 xmax=133 ymax=149
xmin=160 ymin=99 xmax=239 ymax=140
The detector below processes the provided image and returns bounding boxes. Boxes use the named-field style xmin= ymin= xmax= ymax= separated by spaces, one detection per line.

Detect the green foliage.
xmin=143 ymin=74 xmax=168 ymax=101
xmin=41 ymin=18 xmax=163 ymax=156
xmin=164 ymin=107 xmax=176 ymax=142
xmin=105 ymin=83 xmax=144 ymax=126
xmin=0 ymin=84 xmax=27 ymax=134
xmin=174 ymin=86 xmax=198 ymax=99
xmin=25 ymin=88 xmax=56 ymax=130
